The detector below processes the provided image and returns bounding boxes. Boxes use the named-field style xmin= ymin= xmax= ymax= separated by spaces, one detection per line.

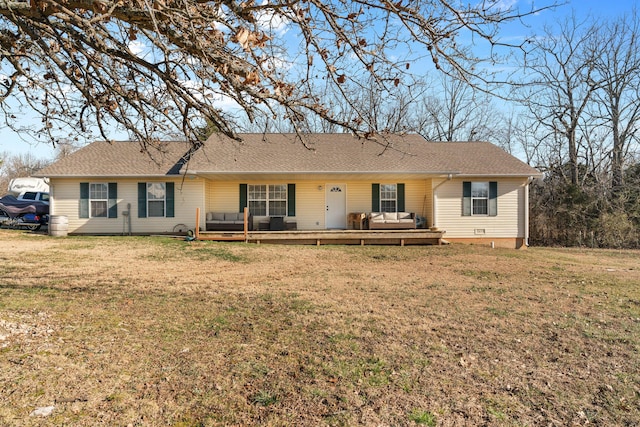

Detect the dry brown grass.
xmin=0 ymin=229 xmax=639 ymax=426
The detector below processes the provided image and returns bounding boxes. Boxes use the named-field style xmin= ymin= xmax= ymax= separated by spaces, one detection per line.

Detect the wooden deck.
xmin=196 ymin=229 xmax=445 ymax=246
xmin=192 ymin=209 xmax=444 ymax=246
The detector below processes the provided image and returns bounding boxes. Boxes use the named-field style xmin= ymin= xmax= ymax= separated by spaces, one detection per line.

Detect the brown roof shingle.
xmin=190 ymin=133 xmax=539 ymax=177
xmin=36 ymin=134 xmax=540 ymax=178
xmin=36 ymin=140 xmax=195 ymax=177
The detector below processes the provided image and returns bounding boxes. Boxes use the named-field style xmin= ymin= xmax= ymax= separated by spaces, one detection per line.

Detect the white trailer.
xmin=7 ymin=177 xmax=49 ymax=195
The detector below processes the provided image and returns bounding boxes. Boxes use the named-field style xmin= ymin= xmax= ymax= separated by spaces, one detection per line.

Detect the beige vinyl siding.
xmin=434 ymin=178 xmax=527 ymax=238
xmin=204 ymin=177 xmax=431 ymax=230
xmin=206 ymin=181 xmax=239 ymax=213
xmin=406 ymin=180 xmax=432 ymax=224
xmin=295 ymin=182 xmax=326 ymax=229
xmin=344 ymin=182 xmax=371 ymax=214
xmin=50 ymin=177 xmax=204 ymax=234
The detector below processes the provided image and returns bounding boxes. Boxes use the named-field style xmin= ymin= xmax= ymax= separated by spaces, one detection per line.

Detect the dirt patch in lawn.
xmin=0 ymin=230 xmax=639 ymax=426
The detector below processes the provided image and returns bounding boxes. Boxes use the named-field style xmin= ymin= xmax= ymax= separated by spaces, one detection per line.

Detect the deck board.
xmin=197 ymin=229 xmax=445 ymax=246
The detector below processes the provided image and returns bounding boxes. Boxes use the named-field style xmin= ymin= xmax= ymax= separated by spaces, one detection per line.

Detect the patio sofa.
xmin=368 ymin=212 xmax=417 ymax=229
xmin=205 ymin=212 xmax=253 ymax=231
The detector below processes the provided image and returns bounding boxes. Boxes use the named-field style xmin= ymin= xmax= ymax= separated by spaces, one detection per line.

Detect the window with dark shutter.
xmin=79 ymin=183 xmax=89 ymax=218
xmin=138 ymin=182 xmax=147 ymax=218
xmin=108 ymin=183 xmax=118 ymax=218
xmin=462 ymin=181 xmax=498 ymax=216
xmin=287 ymin=184 xmax=296 ymax=216
xmin=372 ymin=183 xmax=380 ymax=212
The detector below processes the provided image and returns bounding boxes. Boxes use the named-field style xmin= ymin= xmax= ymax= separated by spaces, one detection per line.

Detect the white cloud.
xmin=179 ymin=79 xmax=242 ymax=110
xmin=492 ymin=0 xmax=519 ymax=11
xmin=128 ymin=41 xmax=147 ymax=58
xmin=257 ymin=0 xmax=290 ymax=36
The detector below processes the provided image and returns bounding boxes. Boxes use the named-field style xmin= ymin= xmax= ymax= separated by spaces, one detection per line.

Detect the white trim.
xmin=146 ymin=182 xmax=167 ymax=218
xmin=325 ymin=183 xmax=347 ymax=229
xmin=470 ymin=182 xmax=490 ymax=216
xmin=379 ymin=183 xmax=398 ymax=213
xmin=89 ymin=182 xmax=109 ymax=218
xmin=248 ymin=183 xmax=288 ymax=217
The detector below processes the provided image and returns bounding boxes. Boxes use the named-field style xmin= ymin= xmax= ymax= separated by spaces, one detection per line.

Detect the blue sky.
xmin=1 ymin=0 xmax=638 ymax=160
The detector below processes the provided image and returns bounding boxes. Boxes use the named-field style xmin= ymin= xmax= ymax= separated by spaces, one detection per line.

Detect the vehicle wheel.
xmin=26 ymin=224 xmax=41 ymax=231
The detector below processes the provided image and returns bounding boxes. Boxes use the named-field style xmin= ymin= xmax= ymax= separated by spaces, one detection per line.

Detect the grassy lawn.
xmin=0 ymin=229 xmax=639 ymax=426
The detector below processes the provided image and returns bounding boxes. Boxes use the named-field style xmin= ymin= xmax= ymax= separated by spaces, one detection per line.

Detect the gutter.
xmin=181 ymin=170 xmax=462 ymax=176
xmin=525 ymin=176 xmax=535 ymax=247
xmin=33 ymin=174 xmax=183 ymax=179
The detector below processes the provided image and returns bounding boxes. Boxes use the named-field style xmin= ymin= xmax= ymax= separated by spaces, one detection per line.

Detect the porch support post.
xmin=195 ymin=208 xmax=200 ymax=240
xmin=244 ymin=206 xmax=249 ymax=242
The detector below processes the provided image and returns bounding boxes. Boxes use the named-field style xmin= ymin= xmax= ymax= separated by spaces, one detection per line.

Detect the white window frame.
xmin=248 ymin=184 xmax=287 ymax=216
xmin=471 ymin=182 xmax=489 ymax=216
xmin=380 ymin=184 xmax=397 ymax=213
xmin=89 ymin=183 xmax=108 ymax=218
xmin=147 ymin=182 xmax=166 ymax=218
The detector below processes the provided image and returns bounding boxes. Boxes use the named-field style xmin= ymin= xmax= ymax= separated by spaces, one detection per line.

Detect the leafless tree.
xmin=589 ymin=10 xmax=640 ymax=194
xmin=0 ymin=0 xmax=556 ymax=150
xmin=0 ymin=151 xmax=49 ymax=192
xmin=413 ymin=73 xmax=506 ymax=143
xmin=53 ymin=138 xmax=81 ymax=159
xmin=518 ymin=15 xmax=601 ymax=186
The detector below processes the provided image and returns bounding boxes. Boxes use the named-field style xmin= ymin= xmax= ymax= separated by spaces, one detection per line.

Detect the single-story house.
xmin=35 ymin=133 xmax=541 ymax=248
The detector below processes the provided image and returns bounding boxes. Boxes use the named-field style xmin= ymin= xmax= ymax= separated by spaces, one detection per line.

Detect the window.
xmin=269 ymin=184 xmax=287 ymax=216
xmin=138 ymin=182 xmax=174 ymax=218
xmin=380 ymin=184 xmax=397 ymax=213
xmin=147 ymin=183 xmax=166 ymax=217
xmin=471 ymin=182 xmax=489 ymax=215
xmin=248 ymin=184 xmax=287 ymax=216
xmin=372 ymin=183 xmax=405 ymax=212
xmin=80 ymin=182 xmax=117 ymax=219
xmin=248 ymin=184 xmax=266 ymax=216
xmin=463 ymin=181 xmax=497 ymax=216
xmin=90 ymin=183 xmax=108 ymax=217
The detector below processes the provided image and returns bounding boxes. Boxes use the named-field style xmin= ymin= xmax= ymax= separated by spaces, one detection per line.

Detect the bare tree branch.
xmin=0 ymin=0 xmax=557 ymax=150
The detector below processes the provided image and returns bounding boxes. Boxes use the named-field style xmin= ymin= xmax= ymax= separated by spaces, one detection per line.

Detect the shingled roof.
xmin=37 ymin=133 xmax=540 ymax=178
xmin=36 ymin=140 xmax=195 ymax=177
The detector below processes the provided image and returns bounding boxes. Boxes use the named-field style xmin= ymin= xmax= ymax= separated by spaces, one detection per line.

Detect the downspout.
xmin=525 ymin=177 xmax=534 ymax=247
xmin=432 ymin=174 xmax=453 ymax=228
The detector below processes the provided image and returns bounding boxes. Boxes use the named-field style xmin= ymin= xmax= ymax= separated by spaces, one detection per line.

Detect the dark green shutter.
xmin=138 ymin=182 xmax=147 ymax=218
xmin=166 ymin=182 xmax=175 ymax=218
xmin=372 ymin=183 xmax=380 ymax=212
xmin=287 ymin=184 xmax=296 ymax=216
xmin=397 ymin=183 xmax=405 ymax=212
xmin=462 ymin=181 xmax=471 ymax=216
xmin=489 ymin=181 xmax=498 ymax=217
xmin=108 ymin=183 xmax=118 ymax=218
xmin=239 ymin=184 xmax=248 ymax=211
xmin=79 ymin=182 xmax=89 ymax=218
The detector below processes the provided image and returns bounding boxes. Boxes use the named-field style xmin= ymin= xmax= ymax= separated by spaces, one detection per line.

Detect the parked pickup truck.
xmin=17 ymin=191 xmax=50 ymax=204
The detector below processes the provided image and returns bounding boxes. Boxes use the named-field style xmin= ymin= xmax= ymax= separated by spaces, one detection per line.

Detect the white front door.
xmin=325 ymin=184 xmax=347 ymax=229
